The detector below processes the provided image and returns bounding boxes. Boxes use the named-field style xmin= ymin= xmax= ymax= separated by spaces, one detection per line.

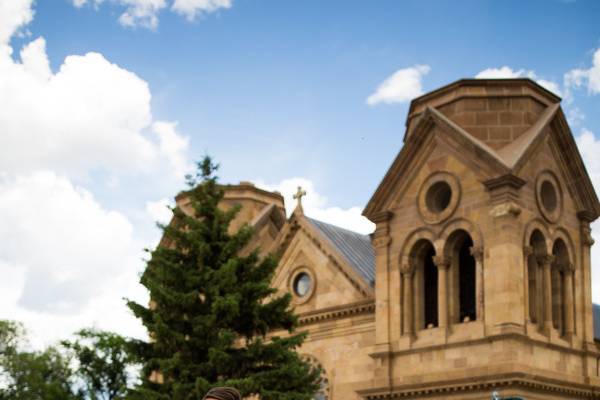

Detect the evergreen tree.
xmin=127 ymin=157 xmax=320 ymax=400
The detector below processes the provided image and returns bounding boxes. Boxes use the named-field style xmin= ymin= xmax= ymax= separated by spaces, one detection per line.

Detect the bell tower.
xmin=363 ymin=79 xmax=600 ymax=399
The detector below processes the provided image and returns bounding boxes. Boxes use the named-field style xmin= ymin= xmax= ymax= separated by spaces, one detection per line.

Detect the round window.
xmin=293 ymin=273 xmax=312 ymax=297
xmin=540 ymin=180 xmax=557 ymax=212
xmin=535 ymin=171 xmax=562 ymax=223
xmin=425 ymin=181 xmax=452 ymax=213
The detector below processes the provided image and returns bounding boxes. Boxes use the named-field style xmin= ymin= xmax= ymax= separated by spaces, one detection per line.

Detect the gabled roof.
xmin=306 ymin=217 xmax=375 ymax=286
xmin=363 ymin=83 xmax=600 ymax=221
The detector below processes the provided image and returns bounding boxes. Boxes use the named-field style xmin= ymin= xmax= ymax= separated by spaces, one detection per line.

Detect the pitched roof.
xmin=306 ymin=217 xmax=375 ymax=286
xmin=363 ymin=97 xmax=600 ymax=221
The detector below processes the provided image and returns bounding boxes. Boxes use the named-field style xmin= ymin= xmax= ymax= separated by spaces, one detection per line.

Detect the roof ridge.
xmin=305 ymin=216 xmax=371 ymax=238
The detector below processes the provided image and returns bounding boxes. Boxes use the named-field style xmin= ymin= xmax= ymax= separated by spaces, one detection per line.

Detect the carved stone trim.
xmin=432 ymin=255 xmax=450 ymax=270
xmin=483 ymin=174 xmax=527 ymax=191
xmin=358 ymin=374 xmax=597 ymax=400
xmin=372 ymin=236 xmax=391 ymax=249
xmin=523 ymin=245 xmax=534 ymax=258
xmin=371 ymin=210 xmax=394 ymax=224
xmin=536 ymin=254 xmax=555 ymax=266
xmin=297 ymin=300 xmax=375 ymax=326
xmin=489 ymin=202 xmax=521 ymax=218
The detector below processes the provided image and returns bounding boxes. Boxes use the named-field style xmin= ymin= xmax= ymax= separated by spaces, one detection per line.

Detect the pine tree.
xmin=127 ymin=157 xmax=320 ymax=400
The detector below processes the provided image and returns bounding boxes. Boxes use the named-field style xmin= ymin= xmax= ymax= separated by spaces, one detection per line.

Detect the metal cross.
xmin=293 ymin=186 xmax=307 ymax=208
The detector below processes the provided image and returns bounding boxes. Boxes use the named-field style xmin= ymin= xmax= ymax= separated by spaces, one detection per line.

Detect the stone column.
xmin=373 ymin=234 xmax=391 ymax=345
xmin=538 ymin=255 xmax=555 ymax=333
xmin=578 ymin=214 xmax=595 ymax=347
xmin=563 ymin=262 xmax=575 ymax=339
xmin=470 ymin=246 xmax=484 ymax=322
xmin=401 ymin=267 xmax=414 ymax=336
xmin=522 ymin=246 xmax=533 ymax=323
xmin=433 ymin=256 xmax=450 ymax=328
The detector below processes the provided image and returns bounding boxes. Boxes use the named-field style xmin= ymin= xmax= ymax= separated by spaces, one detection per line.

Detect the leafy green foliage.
xmin=62 ymin=328 xmax=139 ymax=400
xmin=0 ymin=320 xmax=80 ymax=400
xmin=127 ymin=156 xmax=320 ymax=400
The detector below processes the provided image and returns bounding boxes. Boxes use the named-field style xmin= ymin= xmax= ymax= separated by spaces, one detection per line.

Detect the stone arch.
xmin=400 ymin=229 xmax=438 ymax=334
xmin=523 ymin=219 xmax=551 ymax=255
xmin=439 ymin=218 xmax=483 ymax=250
xmin=442 ymin=229 xmax=477 ymax=323
xmin=400 ymin=227 xmax=436 ymax=270
xmin=553 ymin=227 xmax=576 ymax=266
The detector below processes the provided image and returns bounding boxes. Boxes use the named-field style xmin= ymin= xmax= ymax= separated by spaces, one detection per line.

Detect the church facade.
xmin=177 ymin=79 xmax=600 ymax=399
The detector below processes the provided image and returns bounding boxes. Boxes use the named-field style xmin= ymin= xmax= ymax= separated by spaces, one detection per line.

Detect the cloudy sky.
xmin=1 ymin=0 xmax=600 ymax=347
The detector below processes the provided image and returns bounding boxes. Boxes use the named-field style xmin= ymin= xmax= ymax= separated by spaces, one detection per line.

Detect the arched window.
xmin=410 ymin=240 xmax=437 ymax=330
xmin=552 ymin=239 xmax=569 ymax=334
xmin=445 ymin=230 xmax=476 ymax=323
xmin=528 ymin=230 xmax=547 ymax=324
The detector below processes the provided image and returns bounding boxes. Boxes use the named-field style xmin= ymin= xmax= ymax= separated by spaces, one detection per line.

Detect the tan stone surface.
xmin=173 ymin=79 xmax=600 ymax=399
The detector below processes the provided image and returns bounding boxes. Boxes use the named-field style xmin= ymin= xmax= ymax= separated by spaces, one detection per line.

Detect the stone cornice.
xmin=358 ymin=372 xmax=598 ymax=400
xmin=297 ymin=299 xmax=375 ymax=326
xmin=483 ymin=173 xmax=527 ymax=191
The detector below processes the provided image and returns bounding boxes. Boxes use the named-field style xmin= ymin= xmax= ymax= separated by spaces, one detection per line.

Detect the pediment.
xmin=364 ymin=104 xmax=600 ymax=222
xmin=363 ymin=107 xmax=510 ymax=220
xmin=270 ymin=212 xmax=373 ymax=314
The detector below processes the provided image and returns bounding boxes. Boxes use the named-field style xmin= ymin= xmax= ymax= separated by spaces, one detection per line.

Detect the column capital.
xmin=563 ymin=262 xmax=576 ymax=273
xmin=582 ymin=226 xmax=595 ymax=247
xmin=400 ymin=261 xmax=414 ymax=276
xmin=469 ymin=246 xmax=484 ymax=262
xmin=373 ymin=235 xmax=391 ymax=249
xmin=523 ymin=245 xmax=534 ymax=257
xmin=432 ymin=255 xmax=450 ymax=270
xmin=536 ymin=254 xmax=555 ymax=267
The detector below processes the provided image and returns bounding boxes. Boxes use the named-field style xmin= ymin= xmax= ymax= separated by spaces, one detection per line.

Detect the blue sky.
xmin=1 ymin=0 xmax=600 ymax=345
xmin=24 ymin=0 xmax=600 ymax=207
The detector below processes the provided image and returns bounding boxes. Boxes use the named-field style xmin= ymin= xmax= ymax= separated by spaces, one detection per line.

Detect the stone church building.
xmin=177 ymin=79 xmax=600 ymax=399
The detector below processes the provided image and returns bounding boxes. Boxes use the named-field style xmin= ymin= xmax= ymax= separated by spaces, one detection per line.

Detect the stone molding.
xmin=432 ymin=255 xmax=450 ymax=269
xmin=297 ymin=299 xmax=375 ymax=326
xmin=358 ymin=372 xmax=598 ymax=400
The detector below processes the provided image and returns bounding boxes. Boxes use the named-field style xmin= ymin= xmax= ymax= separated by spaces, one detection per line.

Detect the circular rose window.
xmin=289 ymin=268 xmax=316 ymax=304
xmin=535 ymin=171 xmax=562 ymax=223
xmin=418 ymin=172 xmax=461 ymax=224
xmin=425 ymin=181 xmax=452 ymax=213
xmin=293 ymin=273 xmax=312 ymax=297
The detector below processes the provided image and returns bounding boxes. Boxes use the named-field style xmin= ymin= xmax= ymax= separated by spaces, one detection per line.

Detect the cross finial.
xmin=293 ymin=186 xmax=307 ymax=211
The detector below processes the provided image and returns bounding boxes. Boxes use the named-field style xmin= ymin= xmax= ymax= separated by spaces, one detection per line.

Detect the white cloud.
xmin=576 ymin=129 xmax=600 ymax=303
xmin=567 ymin=107 xmax=585 ymax=128
xmin=475 ymin=66 xmax=562 ymax=96
xmin=0 ymin=0 xmax=186 ymax=346
xmin=171 ymin=0 xmax=232 ymax=21
xmin=367 ymin=65 xmax=431 ymax=106
xmin=0 ymin=0 xmax=33 ymax=47
xmin=255 ymin=177 xmax=375 ymax=235
xmin=0 ymin=172 xmax=148 ymax=347
xmin=565 ymin=48 xmax=600 ymax=95
xmin=118 ymin=0 xmax=167 ymax=29
xmin=146 ymin=197 xmax=174 ymax=225
xmin=153 ymin=121 xmax=191 ymax=180
xmin=73 ymin=0 xmax=231 ymax=28
xmin=0 ymin=28 xmax=189 ymax=180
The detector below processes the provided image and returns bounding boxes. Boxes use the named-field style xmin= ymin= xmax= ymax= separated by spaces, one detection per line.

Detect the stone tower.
xmin=361 ymin=78 xmax=600 ymax=399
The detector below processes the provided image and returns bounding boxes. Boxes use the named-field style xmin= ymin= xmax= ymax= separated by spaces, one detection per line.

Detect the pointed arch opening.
xmin=445 ymin=230 xmax=476 ymax=323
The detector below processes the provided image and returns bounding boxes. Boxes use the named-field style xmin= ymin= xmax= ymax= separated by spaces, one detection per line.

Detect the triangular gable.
xmin=363 ymin=107 xmax=510 ymax=220
xmin=270 ymin=210 xmax=374 ymax=298
xmin=364 ymin=103 xmax=600 ymax=221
